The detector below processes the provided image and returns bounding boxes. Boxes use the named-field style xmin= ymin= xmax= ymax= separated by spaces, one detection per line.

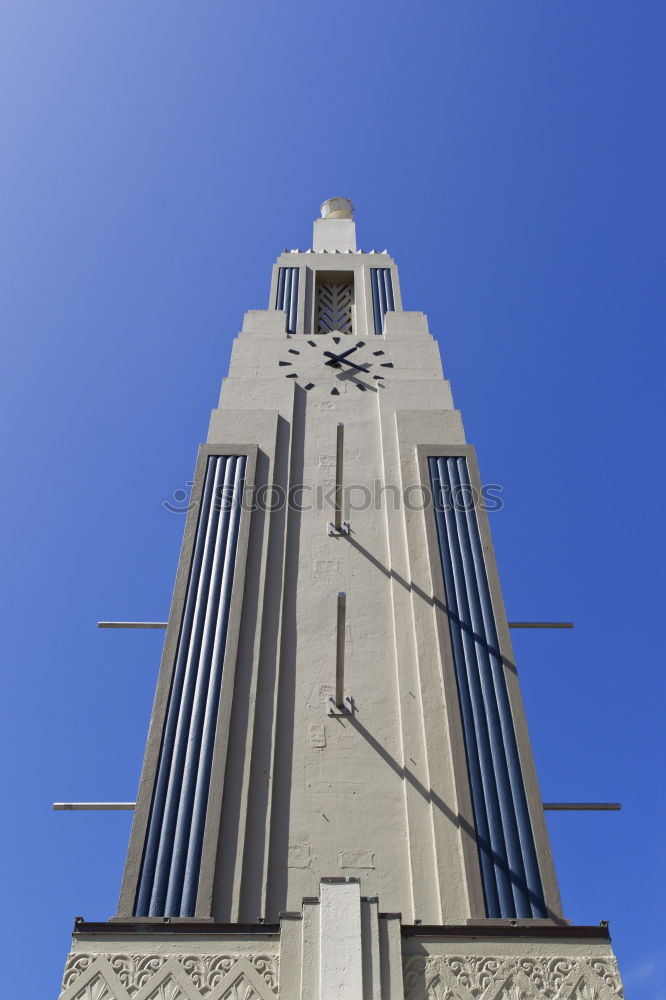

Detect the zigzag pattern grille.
xmin=316 ymin=281 xmax=353 ymax=335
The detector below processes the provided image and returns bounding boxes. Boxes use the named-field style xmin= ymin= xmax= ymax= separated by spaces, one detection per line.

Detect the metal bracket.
xmin=328 ymin=696 xmax=354 ymax=716
xmin=327 ymin=520 xmax=350 ymax=536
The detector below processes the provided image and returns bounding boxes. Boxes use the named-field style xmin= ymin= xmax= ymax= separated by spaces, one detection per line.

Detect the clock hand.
xmin=335 ymin=357 xmax=370 ymax=374
xmin=336 ymin=345 xmax=361 ymax=361
xmin=323 ymin=346 xmax=361 ymax=367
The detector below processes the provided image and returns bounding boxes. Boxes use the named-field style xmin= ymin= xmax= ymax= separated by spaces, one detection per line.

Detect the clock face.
xmin=277 ymin=336 xmax=394 ymax=394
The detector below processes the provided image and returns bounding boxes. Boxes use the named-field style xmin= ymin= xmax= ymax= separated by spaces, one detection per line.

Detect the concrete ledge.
xmin=384 ymin=311 xmax=430 ymax=335
xmin=73 ymin=920 xmax=280 ymax=936
xmin=241 ymin=309 xmax=287 ymax=334
xmin=72 ymin=918 xmax=610 ymax=940
xmin=401 ymin=923 xmax=611 ymax=940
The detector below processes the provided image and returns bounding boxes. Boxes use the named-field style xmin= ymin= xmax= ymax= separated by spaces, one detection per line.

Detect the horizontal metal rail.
xmin=543 ymin=803 xmax=621 ymax=811
xmin=508 ymin=622 xmax=574 ymax=629
xmin=98 ymin=620 xmax=573 ymax=631
xmin=53 ymin=802 xmax=136 ymax=810
xmin=97 ymin=622 xmax=167 ymax=629
xmin=53 ymin=801 xmax=620 ymax=813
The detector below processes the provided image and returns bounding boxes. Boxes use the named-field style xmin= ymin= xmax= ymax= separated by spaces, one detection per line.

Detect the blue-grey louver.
xmin=429 ymin=456 xmax=547 ymax=919
xmin=134 ymin=455 xmax=246 ymax=918
xmin=370 ymin=268 xmax=394 ymax=334
xmin=276 ymin=267 xmax=299 ymax=334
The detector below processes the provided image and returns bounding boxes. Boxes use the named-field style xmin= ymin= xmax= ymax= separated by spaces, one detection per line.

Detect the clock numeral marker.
xmin=373 ymin=350 xmax=385 ymax=356
xmin=304 ymin=382 xmax=315 ymax=391
xmin=332 ymin=336 xmax=341 ymax=344
xmin=331 ymin=387 xmax=340 ymax=395
xmin=288 ymin=348 xmax=300 ymax=355
xmin=279 ymin=361 xmax=291 ymax=366
xmin=356 ymin=383 xmax=367 ymax=391
xmin=380 ymin=362 xmax=394 ymax=368
xmin=286 ymin=373 xmax=298 ymax=379
xmin=373 ymin=375 xmax=383 ymax=380
xmin=307 ymin=340 xmax=317 ymax=347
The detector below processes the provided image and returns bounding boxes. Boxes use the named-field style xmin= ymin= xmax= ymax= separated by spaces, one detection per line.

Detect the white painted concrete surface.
xmin=319 ymin=881 xmax=363 ymax=1000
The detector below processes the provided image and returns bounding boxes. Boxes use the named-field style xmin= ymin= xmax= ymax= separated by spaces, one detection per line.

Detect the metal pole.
xmin=334 ymin=423 xmax=344 ymax=532
xmin=52 ymin=802 xmax=136 ymax=810
xmin=97 ymin=622 xmax=167 ymax=629
xmin=542 ymin=803 xmax=621 ymax=811
xmin=508 ymin=622 xmax=573 ymax=629
xmin=336 ymin=592 xmax=346 ymax=708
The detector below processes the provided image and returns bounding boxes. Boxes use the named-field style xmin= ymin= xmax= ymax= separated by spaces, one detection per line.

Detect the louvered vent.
xmin=316 ymin=279 xmax=353 ymax=335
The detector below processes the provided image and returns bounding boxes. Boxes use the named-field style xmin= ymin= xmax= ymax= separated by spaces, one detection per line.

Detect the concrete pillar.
xmin=319 ymin=878 xmax=363 ymax=1000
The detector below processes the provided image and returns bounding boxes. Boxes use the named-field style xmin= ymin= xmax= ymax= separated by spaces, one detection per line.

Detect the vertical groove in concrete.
xmin=264 ymin=385 xmax=307 ymax=919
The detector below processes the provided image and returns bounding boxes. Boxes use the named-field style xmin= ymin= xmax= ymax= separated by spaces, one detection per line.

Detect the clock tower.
xmin=58 ymin=200 xmax=626 ymax=1000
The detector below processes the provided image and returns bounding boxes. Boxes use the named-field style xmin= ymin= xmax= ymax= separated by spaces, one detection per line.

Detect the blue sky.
xmin=1 ymin=2 xmax=664 ymax=996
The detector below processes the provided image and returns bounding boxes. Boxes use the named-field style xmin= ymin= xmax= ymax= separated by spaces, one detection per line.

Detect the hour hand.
xmin=336 ymin=356 xmax=370 ymax=373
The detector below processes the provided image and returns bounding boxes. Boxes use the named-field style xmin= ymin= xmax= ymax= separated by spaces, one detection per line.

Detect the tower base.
xmin=58 ymin=881 xmax=624 ymax=1000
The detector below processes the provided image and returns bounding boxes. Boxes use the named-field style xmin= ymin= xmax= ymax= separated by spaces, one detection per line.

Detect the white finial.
xmin=320 ymin=197 xmax=354 ymax=220
xmin=314 ymin=198 xmax=357 ymax=251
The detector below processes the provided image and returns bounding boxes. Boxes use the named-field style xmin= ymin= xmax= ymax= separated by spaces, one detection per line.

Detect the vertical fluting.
xmin=276 ymin=267 xmax=286 ymax=314
xmin=447 ymin=458 xmax=528 ymax=915
xmin=429 ymin=457 xmax=546 ymax=918
xmin=133 ymin=460 xmax=218 ymax=917
xmin=433 ymin=458 xmax=515 ymax=916
xmin=288 ymin=269 xmax=299 ymax=335
xmin=370 ymin=268 xmax=394 ymax=334
xmin=370 ymin=268 xmax=381 ymax=334
xmin=276 ymin=267 xmax=299 ymax=334
xmin=383 ymin=267 xmax=395 ymax=310
xmin=134 ymin=455 xmax=246 ymax=917
xmin=180 ymin=456 xmax=246 ymax=915
xmin=163 ymin=458 xmax=237 ymax=915
xmin=430 ymin=460 xmax=501 ymax=917
xmin=456 ymin=457 xmax=545 ymax=916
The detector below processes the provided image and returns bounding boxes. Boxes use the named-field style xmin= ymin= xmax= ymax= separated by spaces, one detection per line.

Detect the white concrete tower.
xmin=58 ymin=201 xmax=626 ymax=1000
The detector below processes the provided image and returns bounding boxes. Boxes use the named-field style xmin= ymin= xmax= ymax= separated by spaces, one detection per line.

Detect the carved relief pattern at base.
xmin=72 ymin=973 xmax=116 ymax=1000
xmin=144 ymin=977 xmax=185 ymax=1000
xmin=59 ymin=954 xmax=278 ymax=1000
xmin=403 ymin=955 xmax=624 ymax=1000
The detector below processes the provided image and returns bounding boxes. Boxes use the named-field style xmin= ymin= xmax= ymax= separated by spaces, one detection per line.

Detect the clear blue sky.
xmin=1 ymin=2 xmax=664 ymax=996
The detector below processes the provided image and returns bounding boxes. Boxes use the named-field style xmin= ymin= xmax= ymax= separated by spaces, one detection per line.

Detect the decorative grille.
xmin=316 ymin=280 xmax=353 ymax=335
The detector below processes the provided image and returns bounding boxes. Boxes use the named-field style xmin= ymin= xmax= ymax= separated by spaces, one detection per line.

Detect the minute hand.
xmin=323 ymin=347 xmax=359 ymax=367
